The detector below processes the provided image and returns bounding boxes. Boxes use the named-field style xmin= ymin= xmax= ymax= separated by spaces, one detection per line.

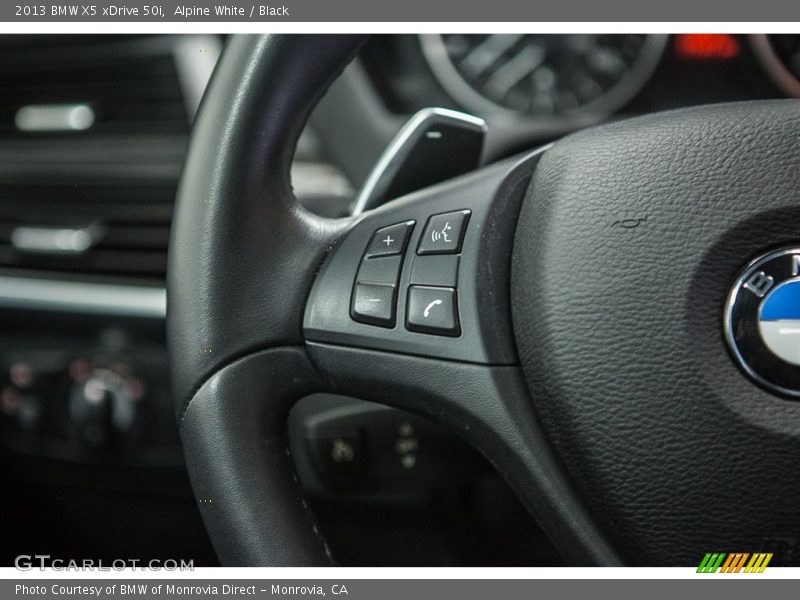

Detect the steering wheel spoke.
xmin=305 ymin=341 xmax=620 ymax=565
xmin=300 ymin=144 xmax=620 ymax=564
xmin=304 ymin=147 xmax=544 ymax=364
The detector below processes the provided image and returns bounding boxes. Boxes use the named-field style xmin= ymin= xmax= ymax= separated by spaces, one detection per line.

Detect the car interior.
xmin=2 ymin=33 xmax=800 ymax=567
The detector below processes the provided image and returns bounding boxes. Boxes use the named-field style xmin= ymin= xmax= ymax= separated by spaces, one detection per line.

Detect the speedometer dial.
xmin=420 ymin=34 xmax=667 ymax=120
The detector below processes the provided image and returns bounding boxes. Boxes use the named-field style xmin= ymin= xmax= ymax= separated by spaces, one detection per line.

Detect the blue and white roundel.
xmin=759 ymin=279 xmax=800 ymax=366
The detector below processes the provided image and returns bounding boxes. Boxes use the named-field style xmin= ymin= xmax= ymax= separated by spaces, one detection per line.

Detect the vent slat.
xmin=0 ymin=184 xmax=174 ymax=282
xmin=99 ymin=226 xmax=171 ymax=250
xmin=0 ymin=37 xmax=189 ymax=137
xmin=0 ymin=245 xmax=168 ymax=278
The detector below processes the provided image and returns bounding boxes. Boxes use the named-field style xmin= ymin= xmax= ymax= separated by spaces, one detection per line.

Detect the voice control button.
xmin=417 ymin=210 xmax=470 ymax=255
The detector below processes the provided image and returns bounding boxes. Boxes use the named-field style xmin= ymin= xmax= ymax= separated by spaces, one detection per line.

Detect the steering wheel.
xmin=168 ymin=34 xmax=800 ymax=566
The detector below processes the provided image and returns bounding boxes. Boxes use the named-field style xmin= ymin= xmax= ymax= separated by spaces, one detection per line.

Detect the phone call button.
xmin=406 ymin=286 xmax=460 ymax=336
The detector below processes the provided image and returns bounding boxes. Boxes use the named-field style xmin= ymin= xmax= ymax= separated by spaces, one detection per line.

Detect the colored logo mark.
xmin=759 ymin=279 xmax=800 ymax=366
xmin=697 ymin=552 xmax=773 ymax=573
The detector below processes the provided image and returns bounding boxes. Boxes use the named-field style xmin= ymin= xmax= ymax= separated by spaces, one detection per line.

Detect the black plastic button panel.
xmin=305 ymin=147 xmax=537 ymax=365
xmin=410 ymin=254 xmax=459 ymax=288
xmin=351 ymin=214 xmax=468 ymax=336
xmin=417 ymin=210 xmax=470 ymax=255
xmin=351 ymin=221 xmax=415 ymax=328
xmin=357 ymin=255 xmax=402 ymax=287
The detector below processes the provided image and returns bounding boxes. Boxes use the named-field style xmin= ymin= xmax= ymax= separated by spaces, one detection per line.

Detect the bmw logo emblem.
xmin=725 ymin=247 xmax=800 ymax=397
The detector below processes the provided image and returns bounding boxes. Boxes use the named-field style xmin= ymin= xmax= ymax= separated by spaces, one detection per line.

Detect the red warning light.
xmin=674 ymin=34 xmax=740 ymax=60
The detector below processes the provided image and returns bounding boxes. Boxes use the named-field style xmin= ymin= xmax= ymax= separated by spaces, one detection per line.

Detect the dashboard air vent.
xmin=0 ymin=35 xmax=220 ymax=286
xmin=0 ymin=35 xmax=219 ymax=138
xmin=0 ymin=183 xmax=174 ymax=283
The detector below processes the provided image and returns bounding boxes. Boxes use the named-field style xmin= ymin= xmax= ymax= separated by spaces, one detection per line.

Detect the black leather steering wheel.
xmin=168 ymin=34 xmax=800 ymax=566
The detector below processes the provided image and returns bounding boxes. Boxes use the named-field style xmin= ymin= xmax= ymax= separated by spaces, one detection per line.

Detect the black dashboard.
xmin=0 ymin=33 xmax=798 ymax=567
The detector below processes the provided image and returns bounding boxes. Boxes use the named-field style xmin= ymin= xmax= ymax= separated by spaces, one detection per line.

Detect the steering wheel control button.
xmin=357 ymin=255 xmax=403 ymax=287
xmin=352 ymin=283 xmax=397 ymax=328
xmin=725 ymin=247 xmax=800 ymax=397
xmin=309 ymin=433 xmax=365 ymax=479
xmin=417 ymin=210 xmax=470 ymax=255
xmin=406 ymin=285 xmax=460 ymax=336
xmin=410 ymin=254 xmax=459 ymax=288
xmin=365 ymin=221 xmax=415 ymax=258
